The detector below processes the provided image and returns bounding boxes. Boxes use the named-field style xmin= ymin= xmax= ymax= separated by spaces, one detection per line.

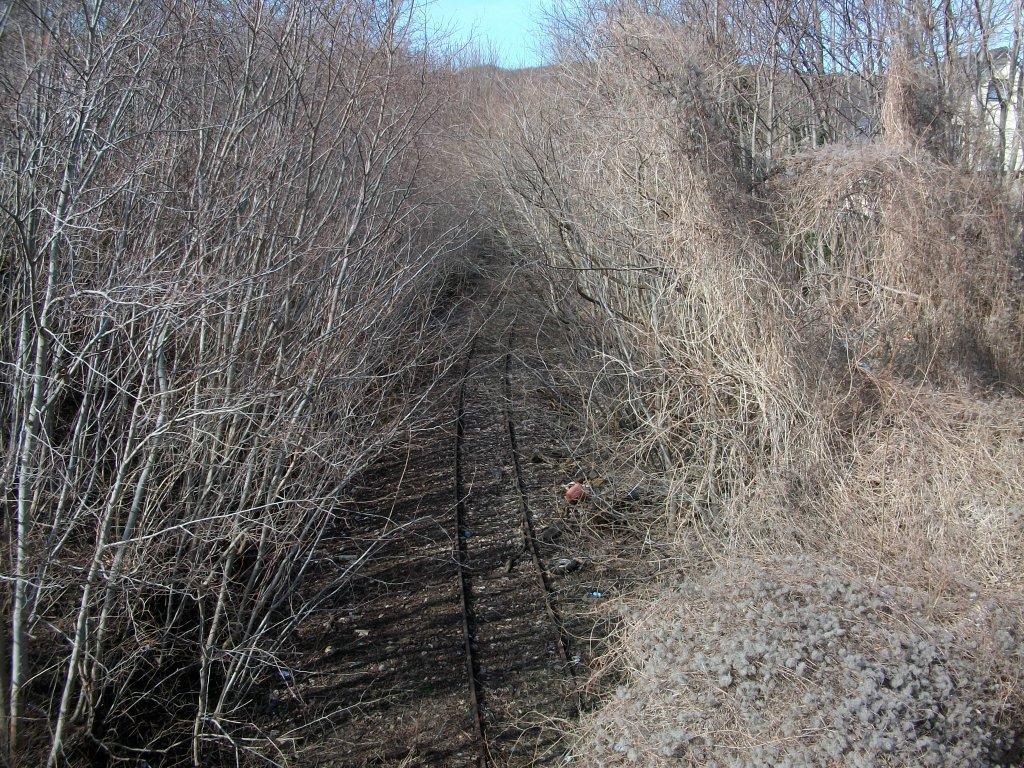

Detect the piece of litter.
xmin=587 ymin=590 xmax=604 ymax=598
xmin=564 ymin=482 xmax=587 ymax=504
xmin=355 ymin=629 xmax=370 ymax=638
xmin=551 ymin=557 xmax=581 ymax=575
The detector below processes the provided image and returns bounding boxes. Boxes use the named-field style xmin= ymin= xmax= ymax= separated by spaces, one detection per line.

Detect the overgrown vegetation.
xmin=467 ymin=0 xmax=1024 ymax=764
xmin=0 ymin=1 xmax=467 ymax=764
xmin=4 ymin=0 xmax=1024 ymax=764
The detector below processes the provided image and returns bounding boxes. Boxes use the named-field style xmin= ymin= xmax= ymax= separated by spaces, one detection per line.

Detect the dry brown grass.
xmin=823 ymin=386 xmax=1024 ymax=589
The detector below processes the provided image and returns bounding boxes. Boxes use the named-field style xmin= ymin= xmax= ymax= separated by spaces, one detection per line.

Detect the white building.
xmin=977 ymin=46 xmax=1023 ymax=173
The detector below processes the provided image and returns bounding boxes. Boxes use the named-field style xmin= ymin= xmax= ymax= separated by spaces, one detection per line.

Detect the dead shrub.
xmin=474 ymin=13 xmax=805 ymax=539
xmin=770 ymin=142 xmax=1024 ymax=387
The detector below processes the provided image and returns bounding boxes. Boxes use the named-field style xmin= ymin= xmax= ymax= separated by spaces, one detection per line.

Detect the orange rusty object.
xmin=564 ymin=481 xmax=587 ymax=504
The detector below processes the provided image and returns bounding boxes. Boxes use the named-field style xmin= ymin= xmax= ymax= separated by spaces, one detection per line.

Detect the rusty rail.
xmin=503 ymin=342 xmax=580 ymax=711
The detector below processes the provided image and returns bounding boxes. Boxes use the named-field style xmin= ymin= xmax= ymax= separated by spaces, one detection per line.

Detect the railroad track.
xmin=271 ymin=264 xmax=606 ymax=766
xmin=454 ymin=340 xmax=488 ymax=767
xmin=451 ymin=329 xmax=579 ymax=767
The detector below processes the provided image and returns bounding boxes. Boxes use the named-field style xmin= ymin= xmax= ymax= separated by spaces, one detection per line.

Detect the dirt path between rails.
xmin=257 ymin=252 xmax=634 ymax=767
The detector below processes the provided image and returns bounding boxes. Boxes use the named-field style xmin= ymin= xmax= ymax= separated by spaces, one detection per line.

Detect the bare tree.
xmin=542 ymin=0 xmax=1024 ymax=171
xmin=0 ymin=1 xmax=462 ymax=764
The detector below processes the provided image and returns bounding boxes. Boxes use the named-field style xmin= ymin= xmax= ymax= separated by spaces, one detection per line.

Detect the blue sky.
xmin=419 ymin=0 xmax=546 ymax=68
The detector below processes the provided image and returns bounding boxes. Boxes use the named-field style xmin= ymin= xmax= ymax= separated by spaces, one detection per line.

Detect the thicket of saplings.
xmin=471 ymin=2 xmax=1024 ymax=764
xmin=0 ymin=2 xmax=468 ymax=765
